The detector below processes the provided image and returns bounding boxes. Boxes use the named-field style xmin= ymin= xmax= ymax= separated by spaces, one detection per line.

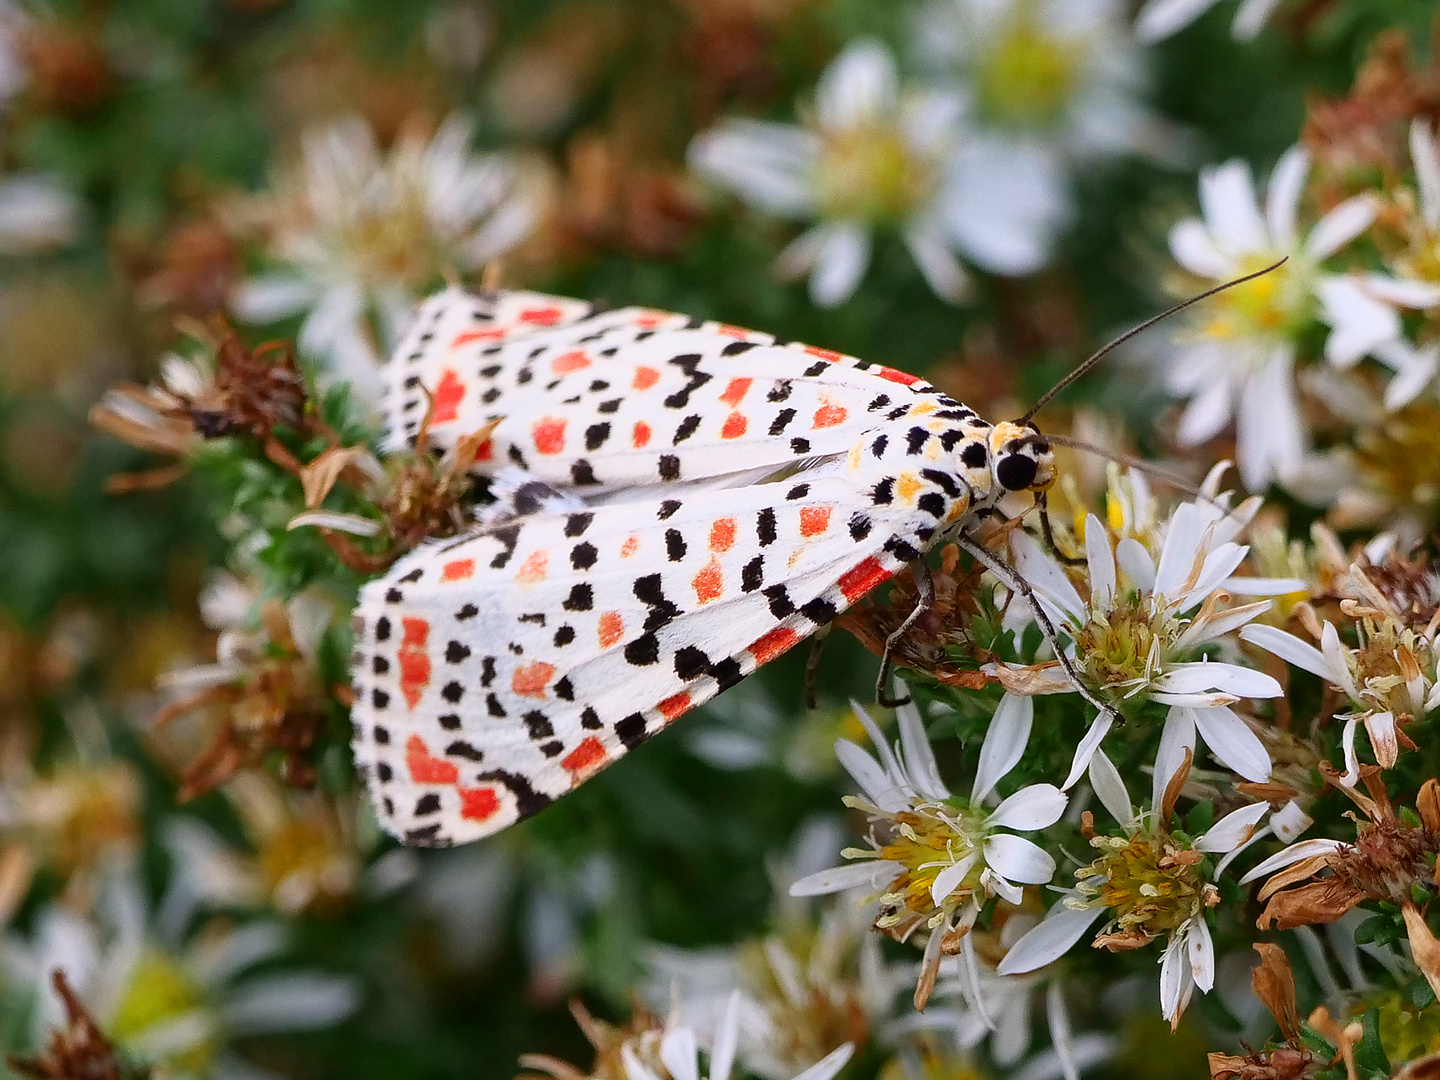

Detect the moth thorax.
xmin=988 ymin=420 xmax=1055 ymax=494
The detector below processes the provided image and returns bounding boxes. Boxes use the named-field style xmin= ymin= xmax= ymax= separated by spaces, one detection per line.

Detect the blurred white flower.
xmin=1134 ymin=0 xmax=1283 ymax=42
xmin=1157 ymin=146 xmax=1403 ymax=489
xmin=232 ymin=113 xmax=539 ymax=404
xmin=689 ymin=38 xmax=1063 ymax=306
xmin=0 ymin=173 xmax=82 ymax=255
xmin=790 ymin=696 xmax=1067 ymax=1009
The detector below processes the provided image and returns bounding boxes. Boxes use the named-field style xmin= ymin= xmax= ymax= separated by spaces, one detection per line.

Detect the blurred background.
xmin=0 ymin=1 xmax=1437 ymax=1078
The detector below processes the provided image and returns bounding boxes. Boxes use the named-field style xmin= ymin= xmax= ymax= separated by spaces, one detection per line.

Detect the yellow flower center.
xmin=972 ymin=2 xmax=1085 ymax=129
xmin=109 ymin=949 xmax=216 ymax=1073
xmin=1197 ymin=253 xmax=1312 ymax=343
xmin=848 ymin=801 xmax=987 ymax=934
xmin=740 ymin=930 xmax=871 ymax=1073
xmin=880 ymin=1050 xmax=990 ymax=1080
xmin=1074 ymin=593 xmax=1176 ymax=704
xmin=1354 ymin=398 xmax=1440 ymax=517
xmin=1074 ymin=827 xmax=1213 ymax=943
xmin=816 ymin=125 xmax=935 ymax=223
xmin=257 ymin=816 xmax=357 ymax=916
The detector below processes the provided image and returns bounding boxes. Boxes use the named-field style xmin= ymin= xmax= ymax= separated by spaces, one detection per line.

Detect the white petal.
xmin=1186 ymin=919 xmax=1215 ymax=994
xmin=1084 ymin=515 xmax=1116 ymax=611
xmin=1317 ymin=276 xmax=1401 ymax=368
xmin=985 ymin=835 xmax=1055 ymax=886
xmin=1008 ymin=529 xmax=1086 ymax=625
xmin=661 ymin=1027 xmax=698 ymax=1080
xmin=1265 ymin=146 xmax=1309 ymax=249
xmin=971 ymin=693 xmax=1033 ymax=804
xmin=988 ymin=784 xmax=1068 ymax=831
xmin=1150 ymin=661 xmax=1281 ymax=699
xmin=231 ymin=275 xmax=318 ymax=324
xmin=1411 ymin=120 xmax=1440 ymax=228
xmin=1136 ymin=0 xmax=1220 ymax=40
xmin=1271 ymin=800 xmax=1313 ymax=843
xmin=1174 ymin=600 xmax=1272 ymax=649
xmin=623 ymin=1045 xmax=665 ymax=1080
xmin=1338 ymin=716 xmax=1362 ymax=787
xmin=1116 ymin=538 xmax=1156 ymax=592
xmin=941 ymin=138 xmax=1067 ymax=275
xmin=904 ymin=224 xmax=972 ymax=304
xmin=1321 ymin=621 xmax=1360 ymax=701
xmin=1305 ymin=194 xmax=1378 ymax=259
xmin=898 ymin=698 xmax=949 ymax=800
xmin=1088 ymin=750 xmax=1133 ymax=825
xmin=1175 ymin=375 xmax=1236 ymax=448
xmin=816 ymin=39 xmax=897 ymax=132
xmin=1238 ymin=837 xmax=1347 ymax=884
xmin=789 ymin=861 xmax=891 ymax=897
xmin=1192 ymin=704 xmax=1272 ymax=781
xmin=997 ymin=904 xmax=1104 ymax=975
xmin=1154 ymin=708 xmax=1196 ymax=814
xmin=834 ymin=739 xmax=904 ymax=811
xmin=1363 ymin=710 xmax=1398 ymax=769
xmin=287 ymin=510 xmax=383 ymax=536
xmin=931 ymin=854 xmax=980 ymax=907
xmin=1382 ymin=344 xmax=1439 ymax=410
xmin=221 ymin=973 xmax=360 ymax=1034
xmin=1233 ymin=0 xmax=1285 ymax=36
xmin=1195 ymin=801 xmax=1270 ymax=853
xmin=1153 ymin=502 xmax=1203 ymax=601
xmin=689 ymin=121 xmax=818 ymax=217
xmin=807 ymin=222 xmax=872 ymax=308
xmin=792 ymin=1044 xmax=855 ymax=1080
xmin=709 ymin=993 xmax=741 ymax=1080
xmin=1199 ymin=159 xmax=1267 ymax=255
xmin=1062 ymin=713 xmax=1115 ymax=791
xmin=1159 ymin=932 xmax=1193 ymax=1023
xmin=1169 ymin=218 xmax=1232 ymax=278
xmin=1236 ymin=348 xmax=1304 ymax=488
xmin=1239 ymin=623 xmax=1333 ymax=680
xmin=1221 ymin=577 xmax=1307 ymax=596
xmin=1360 ymin=273 xmax=1440 ymax=308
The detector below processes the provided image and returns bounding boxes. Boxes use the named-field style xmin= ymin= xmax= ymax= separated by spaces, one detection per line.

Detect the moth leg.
xmin=875 ymin=559 xmax=935 ymax=708
xmin=953 ymin=530 xmax=1119 ymax=727
xmin=804 ymin=626 xmax=831 ymax=710
xmin=1037 ymin=492 xmax=1084 ymax=567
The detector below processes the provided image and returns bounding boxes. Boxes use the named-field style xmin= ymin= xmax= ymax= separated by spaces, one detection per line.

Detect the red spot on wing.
xmin=533 ymin=417 xmax=567 ymax=454
xmin=598 ymin=611 xmax=625 ymax=648
xmin=838 ymin=557 xmax=892 ymax=602
xmin=399 ymin=618 xmax=431 ymax=708
xmin=441 ymin=559 xmax=475 ymax=582
xmin=406 ymin=735 xmax=459 ymax=784
xmin=749 ymin=627 xmax=801 ymax=665
xmin=520 ymin=306 xmax=564 ymax=326
xmin=721 ymin=412 xmax=748 ymax=439
xmin=804 ymin=346 xmax=843 ymax=362
xmin=620 ymin=536 xmax=640 ymax=558
xmin=812 ymin=402 xmax=848 ymax=429
xmin=657 ymin=692 xmax=691 ymax=720
xmin=634 ymin=313 xmax=665 ymax=330
xmin=692 ymin=561 xmax=723 ymax=605
xmin=459 ymin=786 xmax=501 ymax=821
xmin=709 ymin=518 xmax=737 ymax=552
xmin=450 ymin=329 xmax=505 ymax=347
xmin=516 ymin=550 xmax=548 ymax=582
xmin=875 ymin=366 xmax=920 ymax=386
xmin=799 ymin=506 xmax=832 ymax=537
xmin=562 ymin=736 xmax=606 ymax=777
xmin=551 ymin=350 xmax=591 ymax=374
xmin=715 ymin=324 xmax=750 ymax=338
xmin=719 ymin=377 xmax=752 ymax=406
xmin=432 ymin=369 xmax=466 ymax=424
xmin=475 ymin=440 xmax=494 ymax=461
xmin=632 ymin=421 xmax=652 ymax=448
xmin=512 ymin=661 xmax=556 ymax=698
xmin=633 ymin=367 xmax=660 ymax=390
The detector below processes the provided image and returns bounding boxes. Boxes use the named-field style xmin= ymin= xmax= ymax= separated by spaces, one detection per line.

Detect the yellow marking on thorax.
xmin=896 ymin=473 xmax=923 ymax=503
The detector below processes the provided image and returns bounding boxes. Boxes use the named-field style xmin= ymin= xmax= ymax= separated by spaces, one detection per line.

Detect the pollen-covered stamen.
xmin=1074 ymin=592 xmax=1174 ymax=702
xmin=1194 ymin=252 xmax=1314 ymax=344
xmin=971 ymin=0 xmax=1086 ymax=128
xmin=815 ymin=125 xmax=938 ymax=224
xmin=1071 ymin=823 xmax=1217 ymax=950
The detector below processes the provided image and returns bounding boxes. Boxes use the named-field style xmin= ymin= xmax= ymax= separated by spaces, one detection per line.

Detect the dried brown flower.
xmin=6 ymin=971 xmax=148 ymax=1080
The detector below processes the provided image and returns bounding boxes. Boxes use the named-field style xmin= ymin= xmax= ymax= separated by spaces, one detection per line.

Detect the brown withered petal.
xmin=1418 ymin=779 xmax=1440 ymax=835
xmin=1257 ymin=878 xmax=1364 ymax=931
xmin=1251 ymin=943 xmax=1301 ymax=1042
xmin=6 ymin=970 xmax=146 ymax=1080
xmin=1258 ymin=855 xmax=1336 ymax=903
xmin=1394 ymin=1051 xmax=1440 ymax=1079
xmin=1237 ymin=781 xmax=1303 ymax=803
xmin=1401 ymin=902 xmax=1440 ymax=999
xmin=1161 ymin=747 xmax=1195 ymax=827
xmin=299 ymin=445 xmax=379 ymax=509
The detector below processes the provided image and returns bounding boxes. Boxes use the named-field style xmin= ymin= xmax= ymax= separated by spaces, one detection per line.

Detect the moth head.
xmin=988 ymin=420 xmax=1055 ymax=495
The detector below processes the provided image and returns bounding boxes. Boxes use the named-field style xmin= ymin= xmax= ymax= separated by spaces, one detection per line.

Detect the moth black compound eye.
xmin=995 ymin=452 xmax=1038 ymax=492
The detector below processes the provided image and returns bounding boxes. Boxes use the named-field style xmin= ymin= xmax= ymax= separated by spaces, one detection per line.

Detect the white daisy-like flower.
xmin=1134 ymin=0 xmax=1284 ymax=42
xmin=1159 ymin=146 xmax=1405 ymax=489
xmin=997 ymin=750 xmax=1271 ymax=1030
xmin=790 ymin=695 xmax=1067 ymax=1009
xmin=1000 ymin=481 xmax=1302 ymax=790
xmin=232 ymin=113 xmax=538 ymax=405
xmin=2 ymin=866 xmax=359 ymax=1080
xmin=689 ymin=38 xmax=1064 ymax=306
xmin=1240 ymin=619 xmax=1439 ymax=787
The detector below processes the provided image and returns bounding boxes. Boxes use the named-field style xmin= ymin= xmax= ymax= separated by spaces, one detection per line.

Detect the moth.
xmin=349 ymin=270 xmax=1271 ymax=847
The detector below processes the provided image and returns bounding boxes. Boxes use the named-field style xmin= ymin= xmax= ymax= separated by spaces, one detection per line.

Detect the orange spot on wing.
xmin=692 ymin=561 xmax=723 ymax=605
xmin=838 ymin=557 xmax=892 ymax=602
xmin=633 ymin=366 xmax=660 ymax=390
xmin=598 ymin=611 xmax=625 ymax=648
xmin=804 ymin=345 xmax=843 ymax=362
xmin=399 ymin=618 xmax=431 ymax=708
xmin=749 ymin=627 xmax=801 ymax=665
xmin=562 ymin=736 xmax=606 ymax=777
xmin=450 ymin=328 xmax=504 ymax=347
xmin=551 ymin=350 xmax=591 ymax=374
xmin=459 ymin=786 xmax=501 ymax=821
xmin=511 ymin=661 xmax=556 ymax=698
xmin=719 ymin=377 xmax=752 ymax=406
xmin=799 ymin=506 xmax=832 ymax=537
xmin=721 ymin=412 xmax=748 ymax=439
xmin=516 ymin=550 xmax=548 ymax=582
xmin=520 ymin=306 xmax=564 ymax=326
xmin=620 ymin=535 xmax=640 ymax=558
xmin=812 ymin=402 xmax=848 ymax=429
xmin=634 ymin=313 xmax=665 ymax=329
xmin=441 ymin=559 xmax=475 ymax=582
xmin=432 ymin=369 xmax=466 ymax=424
xmin=715 ymin=324 xmax=750 ymax=338
xmin=632 ymin=421 xmax=652 ymax=448
xmin=875 ymin=366 xmax=920 ymax=386
xmin=532 ymin=417 xmax=566 ymax=454
xmin=709 ymin=518 xmax=737 ymax=552
xmin=406 ymin=735 xmax=459 ymax=784
xmin=657 ymin=692 xmax=691 ymax=720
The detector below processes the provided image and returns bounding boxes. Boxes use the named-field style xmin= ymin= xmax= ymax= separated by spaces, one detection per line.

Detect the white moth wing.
xmin=349 ymin=472 xmax=916 ymax=846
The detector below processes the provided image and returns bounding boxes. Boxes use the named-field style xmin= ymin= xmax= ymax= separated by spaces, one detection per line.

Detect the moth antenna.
xmin=1017 ymin=432 xmax=1215 ymax=502
xmin=1018 ymin=257 xmax=1288 ymax=424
